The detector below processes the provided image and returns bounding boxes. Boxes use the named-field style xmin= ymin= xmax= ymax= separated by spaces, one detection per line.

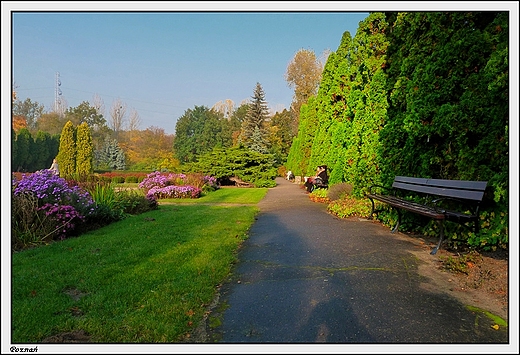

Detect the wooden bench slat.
xmin=394 ymin=176 xmax=487 ymax=191
xmin=392 ymin=181 xmax=486 ymax=201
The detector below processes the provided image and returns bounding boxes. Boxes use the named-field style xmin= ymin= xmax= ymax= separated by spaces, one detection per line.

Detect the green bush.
xmin=186 ymin=146 xmax=277 ymax=188
xmin=327 ymin=196 xmax=373 ymax=219
xmin=115 ymin=188 xmax=159 ymax=215
xmin=112 ymin=176 xmax=125 ymax=183
xmin=80 ymin=181 xmax=126 ymax=228
xmin=125 ymin=176 xmax=138 ymax=183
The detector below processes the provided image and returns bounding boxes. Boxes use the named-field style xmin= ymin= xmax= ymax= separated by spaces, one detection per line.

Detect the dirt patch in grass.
xmin=407 ymin=238 xmax=509 ymax=324
xmin=41 ymin=329 xmax=91 ymax=343
xmin=438 ymin=248 xmax=509 ymax=318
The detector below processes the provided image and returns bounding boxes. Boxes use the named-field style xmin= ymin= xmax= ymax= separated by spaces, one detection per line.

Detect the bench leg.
xmin=391 ymin=209 xmax=401 ymax=233
xmin=368 ymin=197 xmax=375 ymax=220
xmin=430 ymin=220 xmax=445 ymax=255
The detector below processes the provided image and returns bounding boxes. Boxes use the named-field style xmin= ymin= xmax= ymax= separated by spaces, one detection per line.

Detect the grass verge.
xmin=11 ymin=187 xmax=268 ymax=343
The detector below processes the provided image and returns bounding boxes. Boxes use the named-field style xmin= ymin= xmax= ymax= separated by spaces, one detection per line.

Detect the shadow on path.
xmin=203 ymin=178 xmax=509 ymax=346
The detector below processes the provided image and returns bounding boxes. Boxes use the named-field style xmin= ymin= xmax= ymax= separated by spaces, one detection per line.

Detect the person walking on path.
xmin=204 ymin=177 xmax=508 ymax=346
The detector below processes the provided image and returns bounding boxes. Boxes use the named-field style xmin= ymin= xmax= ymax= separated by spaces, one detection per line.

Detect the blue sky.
xmin=10 ymin=8 xmax=369 ymax=134
xmin=6 ymin=2 xmax=518 ymax=137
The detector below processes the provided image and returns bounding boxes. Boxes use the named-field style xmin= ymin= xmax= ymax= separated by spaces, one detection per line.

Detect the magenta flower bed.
xmin=147 ymin=185 xmax=202 ymax=199
xmin=139 ymin=171 xmax=204 ymax=199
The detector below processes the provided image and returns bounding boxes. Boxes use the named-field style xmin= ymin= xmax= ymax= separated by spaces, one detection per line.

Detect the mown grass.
xmin=11 ymin=187 xmax=268 ymax=343
xmin=161 ymin=186 xmax=268 ymax=204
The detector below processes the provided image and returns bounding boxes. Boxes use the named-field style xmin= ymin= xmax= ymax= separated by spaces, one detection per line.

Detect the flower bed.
xmin=138 ymin=171 xmax=217 ymax=199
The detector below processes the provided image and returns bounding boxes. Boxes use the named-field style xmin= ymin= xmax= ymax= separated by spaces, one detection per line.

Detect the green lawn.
xmin=11 ymin=187 xmax=268 ymax=343
xmin=162 ymin=186 xmax=269 ymax=204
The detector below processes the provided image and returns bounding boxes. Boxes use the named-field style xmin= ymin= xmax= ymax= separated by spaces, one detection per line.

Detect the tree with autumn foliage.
xmin=119 ymin=126 xmax=176 ymax=171
xmin=285 ymin=49 xmax=324 ymax=134
xmin=35 ymin=112 xmax=67 ymax=136
xmin=12 ymin=97 xmax=45 ymax=132
xmin=267 ymin=108 xmax=294 ymax=165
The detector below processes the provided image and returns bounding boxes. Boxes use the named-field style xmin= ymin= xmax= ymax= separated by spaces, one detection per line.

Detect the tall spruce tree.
xmin=95 ymin=137 xmax=126 ymax=170
xmin=239 ymin=82 xmax=270 ymax=153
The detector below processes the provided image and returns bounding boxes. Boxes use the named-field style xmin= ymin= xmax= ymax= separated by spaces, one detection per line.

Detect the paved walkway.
xmin=207 ymin=178 xmax=508 ymax=346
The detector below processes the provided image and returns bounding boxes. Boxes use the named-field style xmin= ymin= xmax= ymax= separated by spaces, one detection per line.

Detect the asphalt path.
xmin=207 ymin=177 xmax=509 ymax=348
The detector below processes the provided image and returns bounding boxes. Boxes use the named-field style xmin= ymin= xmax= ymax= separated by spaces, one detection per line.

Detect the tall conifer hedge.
xmin=287 ymin=11 xmax=508 ymax=249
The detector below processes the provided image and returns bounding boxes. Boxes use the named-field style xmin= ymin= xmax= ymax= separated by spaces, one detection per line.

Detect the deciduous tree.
xmin=285 ymin=49 xmax=324 ymax=133
xmin=65 ymin=101 xmax=106 ymax=129
xmin=267 ymin=108 xmax=293 ymax=164
xmin=109 ymin=98 xmax=126 ymax=139
xmin=36 ymin=112 xmax=67 ymax=135
xmin=127 ymin=108 xmax=141 ymax=131
xmin=12 ymin=98 xmax=45 ymax=132
xmin=173 ymin=106 xmax=226 ymax=163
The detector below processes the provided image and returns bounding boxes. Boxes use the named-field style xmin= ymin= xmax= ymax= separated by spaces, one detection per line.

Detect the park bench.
xmin=311 ymin=179 xmax=328 ymax=191
xmin=366 ymin=176 xmax=488 ymax=255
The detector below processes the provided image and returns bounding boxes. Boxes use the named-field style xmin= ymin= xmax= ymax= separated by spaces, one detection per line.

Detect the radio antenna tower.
xmin=55 ymin=72 xmax=63 ymax=115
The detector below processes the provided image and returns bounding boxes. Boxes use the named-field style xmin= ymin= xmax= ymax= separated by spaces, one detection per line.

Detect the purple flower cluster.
xmin=13 ymin=170 xmax=95 ymax=213
xmin=203 ymin=175 xmax=217 ymax=187
xmin=12 ymin=170 xmax=96 ymax=239
xmin=138 ymin=171 xmax=174 ymax=190
xmin=139 ymin=171 xmax=204 ymax=199
xmin=147 ymin=185 xmax=202 ymax=199
xmin=39 ymin=203 xmax=85 ymax=240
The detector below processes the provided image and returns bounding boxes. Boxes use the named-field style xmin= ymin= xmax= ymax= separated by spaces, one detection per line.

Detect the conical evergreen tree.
xmin=240 ymin=82 xmax=270 ymax=153
xmin=76 ymin=122 xmax=94 ymax=178
xmin=57 ymin=121 xmax=76 ymax=179
xmin=95 ymin=137 xmax=126 ymax=170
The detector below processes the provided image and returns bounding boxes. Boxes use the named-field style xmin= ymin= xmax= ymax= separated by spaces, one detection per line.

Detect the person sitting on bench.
xmin=304 ymin=165 xmax=328 ymax=192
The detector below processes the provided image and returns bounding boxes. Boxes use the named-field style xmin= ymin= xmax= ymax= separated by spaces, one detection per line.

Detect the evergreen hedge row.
xmin=286 ymin=12 xmax=509 ymax=250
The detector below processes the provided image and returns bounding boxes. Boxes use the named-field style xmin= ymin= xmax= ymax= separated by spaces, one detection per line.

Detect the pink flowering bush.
xmin=147 ymin=185 xmax=202 ymax=199
xmin=139 ymin=171 xmax=216 ymax=199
